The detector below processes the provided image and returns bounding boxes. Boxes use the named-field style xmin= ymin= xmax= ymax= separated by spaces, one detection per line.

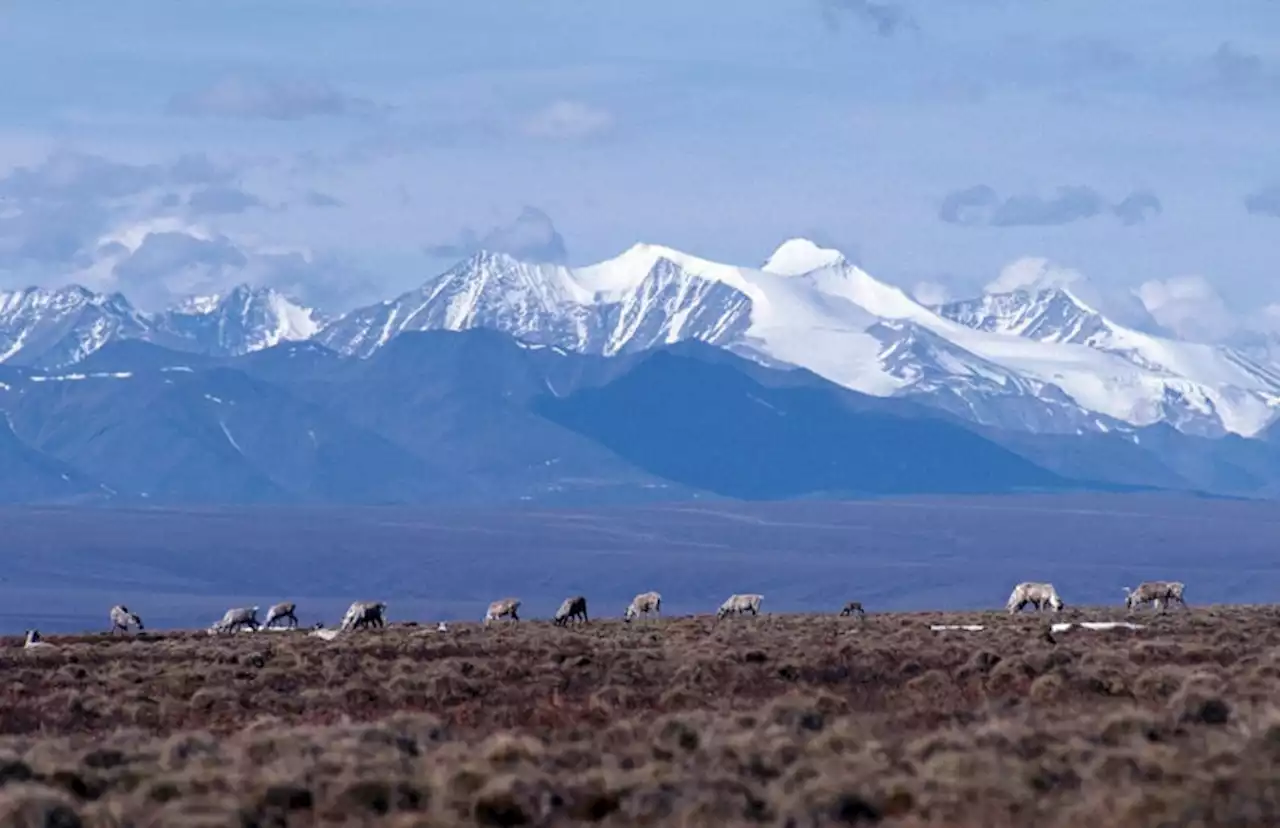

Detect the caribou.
xmin=553 ymin=595 xmax=589 ymax=627
xmin=484 ymin=598 xmax=521 ymax=625
xmin=340 ymin=601 xmax=387 ymax=631
xmin=624 ymin=591 xmax=661 ymax=622
xmin=839 ymin=601 xmax=866 ymax=619
xmin=1006 ymin=582 xmax=1064 ymax=614
xmin=716 ymin=593 xmax=763 ymax=619
xmin=1123 ymin=581 xmax=1188 ymax=613
xmin=109 ymin=605 xmax=144 ymax=635
xmin=263 ymin=601 xmax=300 ymax=630
xmin=209 ymin=606 xmax=260 ymax=634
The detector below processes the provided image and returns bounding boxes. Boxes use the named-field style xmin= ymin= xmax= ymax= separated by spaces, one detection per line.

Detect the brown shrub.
xmin=2 ymin=607 xmax=1279 ymax=826
xmin=1133 ymin=666 xmax=1189 ymax=703
xmin=0 ymin=783 xmax=83 ymax=828
xmin=1029 ymin=672 xmax=1066 ymax=705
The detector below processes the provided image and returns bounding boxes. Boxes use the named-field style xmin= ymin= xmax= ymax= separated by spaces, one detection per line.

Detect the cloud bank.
xmin=186 ymin=186 xmax=264 ymax=216
xmin=521 ymin=101 xmax=614 ymax=141
xmin=1244 ymin=185 xmax=1280 ymax=218
xmin=424 ymin=206 xmax=569 ymax=264
xmin=1136 ymin=275 xmax=1240 ymax=343
xmin=819 ymin=0 xmax=917 ymax=37
xmin=939 ymin=185 xmax=1162 ymax=227
xmin=167 ymin=75 xmax=383 ymax=121
xmin=0 ymin=150 xmax=367 ymax=311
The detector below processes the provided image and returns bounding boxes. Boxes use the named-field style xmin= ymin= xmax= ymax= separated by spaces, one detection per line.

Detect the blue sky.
xmin=1 ymin=0 xmax=1278 ymax=340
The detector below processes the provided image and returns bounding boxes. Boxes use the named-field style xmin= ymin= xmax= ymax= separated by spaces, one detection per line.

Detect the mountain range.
xmin=0 ymin=283 xmax=324 ymax=369
xmin=4 ymin=238 xmax=1280 ymax=504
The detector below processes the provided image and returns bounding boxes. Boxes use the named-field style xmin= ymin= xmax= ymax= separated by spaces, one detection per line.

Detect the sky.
xmin=0 ymin=0 xmax=1278 ymax=342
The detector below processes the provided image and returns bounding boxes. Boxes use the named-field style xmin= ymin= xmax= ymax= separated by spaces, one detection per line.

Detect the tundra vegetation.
xmin=0 ymin=606 xmax=1276 ymax=826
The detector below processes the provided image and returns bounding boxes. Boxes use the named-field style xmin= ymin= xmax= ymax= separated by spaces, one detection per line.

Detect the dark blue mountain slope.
xmin=533 ymin=349 xmax=1072 ymax=499
xmin=2 ymin=366 xmax=450 ymax=504
xmin=0 ymin=419 xmax=104 ymax=503
xmin=318 ymin=330 xmax=694 ymax=502
xmin=72 ymin=339 xmax=221 ymax=373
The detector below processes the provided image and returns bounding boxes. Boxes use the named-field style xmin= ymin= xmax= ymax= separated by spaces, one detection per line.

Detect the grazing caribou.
xmin=109 ymin=605 xmax=144 ymax=635
xmin=717 ymin=593 xmax=763 ymax=619
xmin=554 ymin=595 xmax=589 ymax=627
xmin=263 ymin=601 xmax=299 ymax=629
xmin=624 ymin=591 xmax=661 ymax=622
xmin=1007 ymin=582 xmax=1064 ymax=614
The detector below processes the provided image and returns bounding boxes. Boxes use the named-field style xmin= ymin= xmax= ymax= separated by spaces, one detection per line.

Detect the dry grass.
xmin=2 ymin=605 xmax=1280 ymax=826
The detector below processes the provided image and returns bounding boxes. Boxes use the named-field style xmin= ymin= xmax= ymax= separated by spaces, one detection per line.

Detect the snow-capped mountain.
xmin=6 ymin=239 xmax=1280 ymax=439
xmin=160 ymin=285 xmax=326 ymax=356
xmin=317 ymin=238 xmax=1280 ymax=438
xmin=935 ymin=288 xmax=1280 ymax=436
xmin=316 ymin=250 xmax=752 ymax=360
xmin=0 ymin=284 xmax=321 ymax=366
xmin=936 ymin=288 xmax=1113 ymax=346
xmin=0 ymin=286 xmax=153 ymax=368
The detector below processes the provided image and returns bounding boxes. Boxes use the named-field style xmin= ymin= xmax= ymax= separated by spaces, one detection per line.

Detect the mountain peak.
xmin=160 ymin=284 xmax=322 ymax=354
xmin=169 ymin=283 xmax=278 ymax=315
xmin=172 ymin=293 xmax=223 ymax=315
xmin=937 ymin=286 xmax=1112 ymax=347
xmin=466 ymin=249 xmax=524 ymax=267
xmin=761 ymin=238 xmax=847 ymax=276
xmin=0 ymin=283 xmax=150 ymax=367
xmin=1009 ymin=284 xmax=1097 ymax=314
xmin=0 ymin=283 xmax=129 ymax=311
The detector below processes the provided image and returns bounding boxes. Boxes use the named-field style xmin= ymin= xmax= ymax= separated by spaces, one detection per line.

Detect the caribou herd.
xmin=1005 ymin=580 xmax=1189 ymax=616
xmin=16 ymin=579 xmax=1195 ymax=646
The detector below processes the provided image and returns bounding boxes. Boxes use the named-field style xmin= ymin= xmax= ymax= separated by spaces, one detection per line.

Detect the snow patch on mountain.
xmin=761 ymin=238 xmax=847 ymax=276
xmin=172 ymin=294 xmax=223 ymax=315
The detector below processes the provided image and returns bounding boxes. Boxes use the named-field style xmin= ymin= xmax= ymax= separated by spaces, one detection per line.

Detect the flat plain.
xmin=2 ymin=605 xmax=1279 ymax=826
xmin=5 ymin=492 xmax=1280 ymax=634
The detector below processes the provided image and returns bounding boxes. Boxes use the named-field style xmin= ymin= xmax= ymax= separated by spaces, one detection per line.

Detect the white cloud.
xmin=1258 ymin=303 xmax=1280 ymax=334
xmin=521 ymin=101 xmax=614 ymax=141
xmin=75 ymin=219 xmax=374 ymax=313
xmin=0 ymin=150 xmax=376 ymax=312
xmin=985 ymin=257 xmax=1084 ymax=294
xmin=911 ymin=280 xmax=951 ymax=306
xmin=1135 ymin=275 xmax=1238 ymax=343
xmin=423 ymin=205 xmax=568 ymax=264
xmin=0 ymin=151 xmax=239 ymax=275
